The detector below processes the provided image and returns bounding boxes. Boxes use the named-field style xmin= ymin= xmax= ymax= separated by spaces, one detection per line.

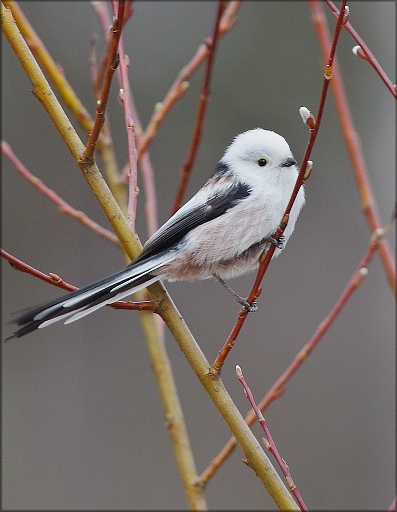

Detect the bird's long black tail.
xmin=6 ymin=265 xmax=160 ymax=340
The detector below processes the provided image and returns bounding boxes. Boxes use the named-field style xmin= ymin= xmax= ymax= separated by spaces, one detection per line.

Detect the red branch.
xmin=325 ymin=0 xmax=397 ymax=98
xmin=80 ymin=1 xmax=126 ymax=163
xmin=236 ymin=365 xmax=308 ymax=511
xmin=2 ymin=140 xmax=119 ymax=246
xmin=2 ymin=249 xmax=157 ymax=312
xmin=118 ymin=45 xmax=138 ymax=230
xmin=171 ymin=1 xmax=226 ymax=214
xmin=92 ymin=1 xmax=159 ymax=238
xmin=136 ymin=1 xmax=241 ymax=162
xmin=310 ymin=0 xmax=396 ymax=295
xmin=211 ymin=2 xmax=349 ymax=374
xmin=199 ymin=208 xmax=395 ymax=486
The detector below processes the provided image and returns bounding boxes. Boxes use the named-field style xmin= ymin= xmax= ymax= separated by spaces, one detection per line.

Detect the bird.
xmin=7 ymin=128 xmax=305 ymax=339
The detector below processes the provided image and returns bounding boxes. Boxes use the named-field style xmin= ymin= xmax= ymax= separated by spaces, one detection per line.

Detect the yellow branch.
xmin=2 ymin=4 xmax=298 ymax=508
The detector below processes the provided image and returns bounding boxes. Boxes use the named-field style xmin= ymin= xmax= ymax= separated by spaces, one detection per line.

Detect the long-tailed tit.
xmin=8 ymin=128 xmax=305 ymax=339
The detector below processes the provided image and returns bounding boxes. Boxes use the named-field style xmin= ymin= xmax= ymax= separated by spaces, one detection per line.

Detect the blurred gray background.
xmin=2 ymin=1 xmax=395 ymax=510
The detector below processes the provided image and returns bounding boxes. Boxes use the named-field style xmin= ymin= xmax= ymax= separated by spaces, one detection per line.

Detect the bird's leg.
xmin=213 ymin=274 xmax=258 ymax=312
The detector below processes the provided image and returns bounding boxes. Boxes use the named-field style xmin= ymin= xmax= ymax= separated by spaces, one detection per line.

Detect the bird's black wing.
xmin=134 ymin=180 xmax=251 ymax=264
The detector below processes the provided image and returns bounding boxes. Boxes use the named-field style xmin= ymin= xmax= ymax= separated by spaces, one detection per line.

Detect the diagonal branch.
xmin=310 ymin=0 xmax=396 ymax=295
xmin=2 ymin=4 xmax=298 ymax=507
xmin=136 ymin=1 xmax=241 ymax=162
xmin=1 ymin=249 xmax=157 ymax=312
xmin=171 ymin=1 xmax=226 ymax=214
xmin=80 ymin=0 xmax=126 ymax=163
xmin=211 ymin=1 xmax=350 ymax=374
xmin=236 ymin=365 xmax=308 ymax=511
xmin=200 ymin=207 xmax=396 ymax=486
xmin=325 ymin=0 xmax=397 ymax=98
xmin=2 ymin=140 xmax=120 ymax=246
xmin=2 ymin=1 xmax=96 ymax=136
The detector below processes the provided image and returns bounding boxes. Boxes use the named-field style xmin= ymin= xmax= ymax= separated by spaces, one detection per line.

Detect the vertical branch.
xmin=81 ymin=0 xmax=126 ymax=163
xmin=310 ymin=0 xmax=396 ymax=295
xmin=211 ymin=1 xmax=349 ymax=374
xmin=102 ymin=6 xmax=208 ymax=508
xmin=325 ymin=0 xmax=397 ymax=98
xmin=171 ymin=1 xmax=226 ymax=214
xmin=136 ymin=2 xmax=241 ymax=162
xmin=118 ymin=45 xmax=138 ymax=229
xmin=92 ymin=0 xmax=159 ymax=238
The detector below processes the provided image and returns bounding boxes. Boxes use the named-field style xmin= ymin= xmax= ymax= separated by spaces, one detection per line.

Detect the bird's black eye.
xmin=257 ymin=158 xmax=267 ymax=167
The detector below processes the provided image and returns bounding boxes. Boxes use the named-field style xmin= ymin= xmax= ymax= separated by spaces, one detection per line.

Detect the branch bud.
xmin=154 ymin=102 xmax=163 ymax=113
xmin=352 ymin=45 xmax=367 ymax=60
xmin=235 ymin=365 xmax=243 ymax=378
xmin=342 ymin=5 xmax=350 ymax=24
xmin=303 ymin=160 xmax=313 ymax=182
xmin=299 ymin=107 xmax=316 ymax=129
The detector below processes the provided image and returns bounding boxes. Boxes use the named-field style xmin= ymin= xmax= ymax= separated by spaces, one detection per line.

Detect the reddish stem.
xmin=171 ymin=1 xmax=226 ymax=214
xmin=80 ymin=1 xmax=126 ymax=163
xmin=325 ymin=0 xmax=397 ymax=98
xmin=118 ymin=45 xmax=138 ymax=230
xmin=211 ymin=2 xmax=349 ymax=374
xmin=200 ymin=209 xmax=395 ymax=486
xmin=236 ymin=366 xmax=308 ymax=511
xmin=2 ymin=140 xmax=119 ymax=246
xmin=2 ymin=249 xmax=157 ymax=312
xmin=310 ymin=0 xmax=396 ymax=295
xmin=136 ymin=2 xmax=241 ymax=162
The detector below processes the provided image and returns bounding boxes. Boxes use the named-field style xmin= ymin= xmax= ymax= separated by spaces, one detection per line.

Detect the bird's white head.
xmin=222 ymin=128 xmax=296 ymax=174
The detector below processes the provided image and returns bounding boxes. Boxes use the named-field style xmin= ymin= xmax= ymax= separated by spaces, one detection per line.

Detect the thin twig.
xmin=171 ymin=1 xmax=226 ymax=214
xmin=1 ymin=249 xmax=157 ymax=312
xmin=118 ymin=46 xmax=138 ymax=230
xmin=211 ymin=1 xmax=349 ymax=374
xmin=2 ymin=140 xmax=120 ymax=246
xmin=200 ymin=207 xmax=396 ymax=486
xmin=236 ymin=365 xmax=308 ymax=511
xmin=80 ymin=1 xmax=126 ymax=163
xmin=324 ymin=0 xmax=397 ymax=98
xmin=310 ymin=0 xmax=396 ymax=295
xmin=136 ymin=1 xmax=241 ymax=163
xmin=92 ymin=0 xmax=159 ymax=238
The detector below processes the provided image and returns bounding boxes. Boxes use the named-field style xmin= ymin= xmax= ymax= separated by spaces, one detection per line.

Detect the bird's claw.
xmin=268 ymin=234 xmax=285 ymax=250
xmin=242 ymin=299 xmax=258 ymax=313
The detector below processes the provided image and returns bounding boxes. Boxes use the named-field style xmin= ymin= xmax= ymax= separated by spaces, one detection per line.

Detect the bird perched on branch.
xmin=7 ymin=128 xmax=305 ymax=339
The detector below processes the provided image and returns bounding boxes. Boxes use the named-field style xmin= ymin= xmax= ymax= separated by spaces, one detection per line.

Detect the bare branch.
xmin=2 ymin=140 xmax=120 ymax=246
xmin=236 ymin=365 xmax=308 ymax=511
xmin=311 ymin=0 xmax=396 ymax=295
xmin=171 ymin=1 xmax=226 ymax=214
xmin=211 ymin=2 xmax=349 ymax=374
xmin=325 ymin=0 xmax=397 ymax=98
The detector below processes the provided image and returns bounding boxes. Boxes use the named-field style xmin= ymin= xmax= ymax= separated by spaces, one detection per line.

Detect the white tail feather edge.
xmin=63 ymin=276 xmax=160 ymax=324
xmin=61 ymin=258 xmax=168 ymax=309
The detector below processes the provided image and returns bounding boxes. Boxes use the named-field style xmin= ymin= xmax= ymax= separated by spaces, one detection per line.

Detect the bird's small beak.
xmin=282 ymin=157 xmax=297 ymax=167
